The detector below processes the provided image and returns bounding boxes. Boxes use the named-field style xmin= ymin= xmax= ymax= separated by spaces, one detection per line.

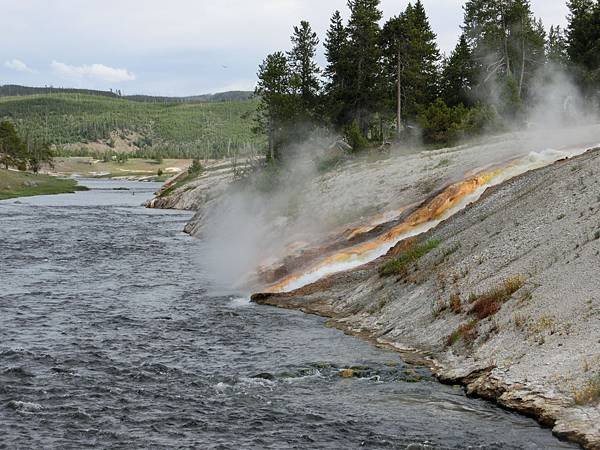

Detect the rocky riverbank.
xmin=252 ymin=147 xmax=600 ymax=449
xmin=145 ymin=157 xmax=257 ymax=211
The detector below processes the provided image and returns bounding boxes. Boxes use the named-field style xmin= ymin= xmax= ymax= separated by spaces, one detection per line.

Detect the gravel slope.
xmin=253 ymin=147 xmax=600 ymax=449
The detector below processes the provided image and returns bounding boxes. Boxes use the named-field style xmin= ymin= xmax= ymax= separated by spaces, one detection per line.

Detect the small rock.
xmin=339 ymin=368 xmax=355 ymax=378
xmin=251 ymin=372 xmax=275 ymax=381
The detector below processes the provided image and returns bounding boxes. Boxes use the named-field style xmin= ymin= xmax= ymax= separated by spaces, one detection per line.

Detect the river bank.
xmin=252 ymin=147 xmax=600 ymax=449
xmin=0 ymin=169 xmax=87 ymax=200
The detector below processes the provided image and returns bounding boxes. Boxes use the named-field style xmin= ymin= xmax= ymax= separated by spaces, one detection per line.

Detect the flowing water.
xmin=0 ymin=180 xmax=577 ymax=449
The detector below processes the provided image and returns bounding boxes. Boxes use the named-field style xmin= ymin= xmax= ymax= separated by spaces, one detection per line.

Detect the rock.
xmin=339 ymin=368 xmax=355 ymax=378
xmin=251 ymin=372 xmax=275 ymax=381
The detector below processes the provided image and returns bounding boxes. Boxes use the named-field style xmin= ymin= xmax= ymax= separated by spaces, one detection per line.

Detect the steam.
xmin=197 ymin=69 xmax=600 ymax=295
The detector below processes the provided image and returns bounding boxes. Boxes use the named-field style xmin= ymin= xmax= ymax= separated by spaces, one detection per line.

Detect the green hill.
xmin=0 ymin=91 xmax=262 ymax=159
xmin=0 ymin=84 xmax=255 ymax=103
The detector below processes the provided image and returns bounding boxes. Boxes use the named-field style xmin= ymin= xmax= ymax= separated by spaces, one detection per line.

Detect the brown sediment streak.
xmin=265 ymin=168 xmax=503 ymax=293
xmin=345 ymin=206 xmax=407 ymax=240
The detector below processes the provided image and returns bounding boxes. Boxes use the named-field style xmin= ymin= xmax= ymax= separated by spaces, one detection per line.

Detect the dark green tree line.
xmin=254 ymin=0 xmax=600 ymax=157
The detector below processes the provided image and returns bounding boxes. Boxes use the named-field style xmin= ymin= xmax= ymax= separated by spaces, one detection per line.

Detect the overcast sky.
xmin=0 ymin=0 xmax=569 ymax=96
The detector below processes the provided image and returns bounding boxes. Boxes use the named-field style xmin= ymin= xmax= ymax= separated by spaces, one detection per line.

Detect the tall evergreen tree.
xmin=381 ymin=1 xmax=440 ymax=130
xmin=0 ymin=121 xmax=26 ymax=170
xmin=463 ymin=0 xmax=546 ymax=111
xmin=324 ymin=10 xmax=350 ymax=127
xmin=546 ymin=25 xmax=569 ymax=67
xmin=381 ymin=13 xmax=408 ymax=133
xmin=287 ymin=20 xmax=321 ymax=115
xmin=345 ymin=0 xmax=384 ymax=134
xmin=254 ymin=52 xmax=294 ymax=160
xmin=441 ymin=34 xmax=476 ymax=107
xmin=401 ymin=1 xmax=440 ymax=118
xmin=566 ymin=0 xmax=600 ymax=92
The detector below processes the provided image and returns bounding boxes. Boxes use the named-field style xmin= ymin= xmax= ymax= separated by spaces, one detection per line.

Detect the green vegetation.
xmin=0 ymin=84 xmax=254 ymax=103
xmin=379 ymin=239 xmax=440 ymax=277
xmin=255 ymin=0 xmax=600 ymax=159
xmin=156 ymin=158 xmax=204 ymax=196
xmin=0 ymin=94 xmax=262 ymax=159
xmin=0 ymin=169 xmax=86 ymax=200
xmin=188 ymin=159 xmax=203 ymax=176
xmin=1 ymin=120 xmax=53 ymax=172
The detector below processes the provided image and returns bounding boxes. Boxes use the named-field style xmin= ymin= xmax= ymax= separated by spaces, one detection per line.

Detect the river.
xmin=0 ymin=180 xmax=577 ymax=449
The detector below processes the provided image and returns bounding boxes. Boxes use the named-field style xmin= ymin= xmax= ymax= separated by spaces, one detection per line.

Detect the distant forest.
xmin=0 ymin=85 xmax=254 ymax=103
xmin=256 ymin=0 xmax=600 ymax=160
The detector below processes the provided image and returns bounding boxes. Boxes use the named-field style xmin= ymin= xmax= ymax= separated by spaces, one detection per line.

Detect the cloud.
xmin=4 ymin=59 xmax=34 ymax=73
xmin=51 ymin=61 xmax=135 ymax=83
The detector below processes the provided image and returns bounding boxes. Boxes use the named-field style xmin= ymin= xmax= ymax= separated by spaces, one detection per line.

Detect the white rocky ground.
xmin=254 ymin=145 xmax=600 ymax=449
xmin=151 ymin=125 xmax=600 ymax=448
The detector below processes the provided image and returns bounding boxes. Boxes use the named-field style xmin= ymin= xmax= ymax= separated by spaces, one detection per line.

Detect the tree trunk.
xmin=502 ymin=7 xmax=511 ymax=78
xmin=518 ymin=17 xmax=526 ymax=100
xmin=268 ymin=117 xmax=275 ymax=161
xmin=397 ymin=48 xmax=403 ymax=136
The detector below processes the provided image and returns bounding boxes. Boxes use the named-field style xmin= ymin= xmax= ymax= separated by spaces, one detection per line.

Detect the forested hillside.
xmin=0 ymin=84 xmax=254 ymax=103
xmin=0 ymin=93 xmax=262 ymax=159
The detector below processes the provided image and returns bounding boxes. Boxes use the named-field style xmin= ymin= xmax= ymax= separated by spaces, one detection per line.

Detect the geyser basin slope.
xmin=253 ymin=148 xmax=600 ymax=449
xmin=266 ymin=145 xmax=594 ymax=293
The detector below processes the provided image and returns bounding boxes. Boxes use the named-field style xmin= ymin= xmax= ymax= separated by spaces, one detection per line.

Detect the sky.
xmin=0 ymin=0 xmax=569 ymax=97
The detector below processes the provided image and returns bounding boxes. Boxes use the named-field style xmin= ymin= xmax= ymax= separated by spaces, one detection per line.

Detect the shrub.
xmin=188 ymin=159 xmax=203 ymax=176
xmin=379 ymin=239 xmax=441 ymax=277
xmin=469 ymin=276 xmax=526 ymax=320
xmin=449 ymin=293 xmax=462 ymax=313
xmin=573 ymin=374 xmax=600 ymax=405
xmin=345 ymin=119 xmax=368 ymax=152
xmin=157 ymin=168 xmax=163 ymax=176
xmin=447 ymin=320 xmax=478 ymax=346
xmin=417 ymin=99 xmax=496 ymax=144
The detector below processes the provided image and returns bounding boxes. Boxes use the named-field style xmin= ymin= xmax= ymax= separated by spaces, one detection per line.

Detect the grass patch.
xmin=446 ymin=320 xmax=478 ymax=346
xmin=573 ymin=374 xmax=600 ymax=405
xmin=469 ymin=276 xmax=526 ymax=320
xmin=379 ymin=239 xmax=441 ymax=277
xmin=0 ymin=169 xmax=87 ymax=200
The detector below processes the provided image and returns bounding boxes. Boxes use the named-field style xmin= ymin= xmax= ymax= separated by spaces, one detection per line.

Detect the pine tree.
xmin=402 ymin=1 xmax=440 ymax=118
xmin=0 ymin=121 xmax=27 ymax=170
xmin=566 ymin=0 xmax=600 ymax=91
xmin=324 ymin=10 xmax=350 ymax=127
xmin=381 ymin=1 xmax=440 ymax=129
xmin=381 ymin=13 xmax=408 ymax=133
xmin=254 ymin=52 xmax=295 ymax=160
xmin=441 ymin=34 xmax=476 ymax=107
xmin=345 ymin=0 xmax=384 ymax=134
xmin=287 ymin=20 xmax=321 ymax=115
xmin=547 ymin=25 xmax=568 ymax=67
xmin=463 ymin=0 xmax=546 ymax=110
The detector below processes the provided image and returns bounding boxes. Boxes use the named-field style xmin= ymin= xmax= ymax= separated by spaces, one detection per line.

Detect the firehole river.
xmin=0 ymin=180 xmax=577 ymax=449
